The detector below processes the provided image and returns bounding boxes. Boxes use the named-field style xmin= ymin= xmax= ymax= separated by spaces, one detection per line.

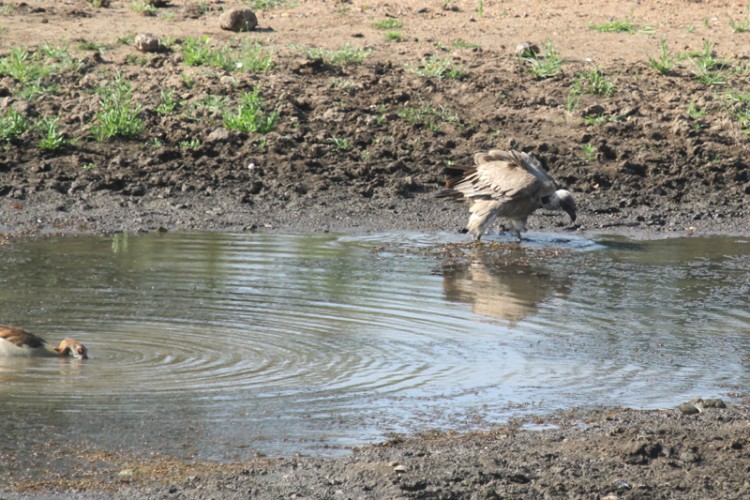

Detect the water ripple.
xmin=1 ymin=232 xmax=749 ymax=459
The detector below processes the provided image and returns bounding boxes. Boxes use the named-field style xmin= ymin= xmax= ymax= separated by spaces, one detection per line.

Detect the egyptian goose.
xmin=0 ymin=325 xmax=88 ymax=359
xmin=438 ymin=149 xmax=577 ymax=241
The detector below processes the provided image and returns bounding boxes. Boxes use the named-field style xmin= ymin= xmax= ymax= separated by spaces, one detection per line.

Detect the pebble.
xmin=220 ymin=9 xmax=258 ymax=32
xmin=678 ymin=402 xmax=701 ymax=415
xmin=514 ymin=42 xmax=539 ymax=57
xmin=134 ymin=33 xmax=160 ymax=53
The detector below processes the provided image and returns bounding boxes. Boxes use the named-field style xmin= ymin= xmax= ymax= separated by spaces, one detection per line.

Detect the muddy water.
xmin=0 ymin=232 xmax=748 ymax=460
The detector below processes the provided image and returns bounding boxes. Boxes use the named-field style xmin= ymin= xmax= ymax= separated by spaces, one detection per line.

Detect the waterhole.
xmin=1 ymin=231 xmax=749 ymax=460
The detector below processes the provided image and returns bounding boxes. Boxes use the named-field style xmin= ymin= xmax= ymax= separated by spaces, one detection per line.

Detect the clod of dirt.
xmin=134 ymin=33 xmax=160 ymax=53
xmin=219 ymin=8 xmax=258 ymax=32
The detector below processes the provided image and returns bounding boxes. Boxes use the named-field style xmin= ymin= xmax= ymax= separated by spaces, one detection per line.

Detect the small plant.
xmin=693 ymin=59 xmax=727 ymax=85
xmin=724 ymin=91 xmax=750 ymax=131
xmin=0 ymin=47 xmax=51 ymax=84
xmin=180 ymin=72 xmax=195 ymax=88
xmin=237 ymin=41 xmax=274 ymax=72
xmin=182 ymin=36 xmax=230 ymax=69
xmin=249 ymin=0 xmax=290 ymax=9
xmin=117 ymin=33 xmax=136 ymax=46
xmin=523 ymin=39 xmax=562 ymax=79
xmin=589 ymin=18 xmax=651 ymax=34
xmin=398 ymin=104 xmax=460 ymax=132
xmin=91 ymin=73 xmax=144 ymax=141
xmin=580 ymin=144 xmax=597 ymax=162
xmin=726 ymin=11 xmax=750 ymax=32
xmin=197 ymin=94 xmax=230 ymax=115
xmin=126 ymin=53 xmax=150 ymax=65
xmin=130 ymin=0 xmax=157 ymax=16
xmin=182 ymin=37 xmax=274 ymax=72
xmin=687 ymin=100 xmax=706 ymax=119
xmin=328 ymin=136 xmax=351 ymax=151
xmin=78 ymin=40 xmax=108 ymax=52
xmin=477 ymin=0 xmax=484 ymax=17
xmin=582 ymin=113 xmax=618 ymax=125
xmin=453 ymin=38 xmax=480 ymax=49
xmin=36 ymin=116 xmax=70 ymax=151
xmin=413 ymin=55 xmax=465 ymax=79
xmin=156 ymin=89 xmax=181 ymax=115
xmin=304 ymin=44 xmax=371 ymax=67
xmin=385 ymin=31 xmax=402 ymax=42
xmin=159 ymin=36 xmax=177 ymax=51
xmin=372 ymin=18 xmax=403 ymax=30
xmin=0 ymin=108 xmax=29 ymax=142
xmin=648 ymin=38 xmax=679 ymax=75
xmin=223 ymin=87 xmax=278 ymax=134
xmin=179 ymin=138 xmax=202 ymax=150
xmin=688 ymin=41 xmax=729 ymax=70
xmin=571 ymin=67 xmax=616 ymax=97
xmin=331 ymin=78 xmax=355 ymax=88
xmin=17 ymin=80 xmax=57 ymax=100
xmin=82 ymin=162 xmax=97 ymax=170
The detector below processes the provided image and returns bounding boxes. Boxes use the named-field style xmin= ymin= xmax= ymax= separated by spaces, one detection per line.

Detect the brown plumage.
xmin=438 ymin=150 xmax=576 ymax=240
xmin=0 ymin=325 xmax=88 ymax=359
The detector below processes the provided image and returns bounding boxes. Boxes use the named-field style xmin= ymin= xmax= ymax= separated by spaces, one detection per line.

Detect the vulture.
xmin=0 ymin=325 xmax=88 ymax=359
xmin=438 ymin=149 xmax=576 ymax=241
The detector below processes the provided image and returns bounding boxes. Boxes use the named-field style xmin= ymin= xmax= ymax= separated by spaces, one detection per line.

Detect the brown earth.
xmin=1 ymin=0 xmax=750 ymax=498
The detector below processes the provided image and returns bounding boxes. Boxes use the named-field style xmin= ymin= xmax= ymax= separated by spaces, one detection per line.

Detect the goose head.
xmin=54 ymin=338 xmax=88 ymax=360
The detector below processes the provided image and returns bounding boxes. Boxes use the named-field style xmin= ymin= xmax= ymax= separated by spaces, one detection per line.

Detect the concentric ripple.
xmin=1 ymin=232 xmax=749 ymax=461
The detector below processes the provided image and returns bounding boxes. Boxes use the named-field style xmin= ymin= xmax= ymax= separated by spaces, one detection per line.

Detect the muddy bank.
xmin=2 ymin=403 xmax=749 ymax=499
xmin=1 ymin=3 xmax=750 ymax=239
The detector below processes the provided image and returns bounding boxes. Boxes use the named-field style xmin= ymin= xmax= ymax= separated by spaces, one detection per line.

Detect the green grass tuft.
xmin=372 ymin=18 xmax=403 ymax=30
xmin=36 ymin=116 xmax=71 ymax=151
xmin=0 ymin=108 xmax=30 ymax=142
xmin=304 ymin=43 xmax=371 ymax=67
xmin=648 ymin=38 xmax=680 ymax=75
xmin=523 ymin=40 xmax=562 ymax=80
xmin=223 ymin=88 xmax=278 ymax=134
xmin=91 ymin=74 xmax=144 ymax=141
xmin=589 ymin=18 xmax=652 ymax=34
xmin=413 ymin=55 xmax=465 ymax=79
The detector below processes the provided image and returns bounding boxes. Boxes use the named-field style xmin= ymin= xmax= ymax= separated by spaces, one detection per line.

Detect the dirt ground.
xmin=2 ymin=0 xmax=750 ymax=497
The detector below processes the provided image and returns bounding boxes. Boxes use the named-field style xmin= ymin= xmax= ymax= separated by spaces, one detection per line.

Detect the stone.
xmin=220 ymin=9 xmax=258 ymax=32
xmin=515 ymin=42 xmax=539 ymax=58
xmin=134 ymin=33 xmax=160 ymax=53
xmin=678 ymin=402 xmax=700 ymax=415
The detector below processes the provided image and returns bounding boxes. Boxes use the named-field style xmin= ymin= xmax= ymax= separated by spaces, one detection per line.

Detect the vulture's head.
xmin=542 ymin=190 xmax=577 ymax=223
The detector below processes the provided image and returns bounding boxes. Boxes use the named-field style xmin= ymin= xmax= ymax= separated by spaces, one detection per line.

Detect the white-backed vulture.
xmin=438 ymin=149 xmax=576 ymax=241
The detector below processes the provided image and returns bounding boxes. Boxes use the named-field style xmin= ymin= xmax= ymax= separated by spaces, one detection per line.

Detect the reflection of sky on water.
xmin=0 ymin=232 xmax=748 ymax=463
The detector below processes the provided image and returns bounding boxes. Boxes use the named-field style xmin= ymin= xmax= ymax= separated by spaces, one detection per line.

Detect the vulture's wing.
xmin=445 ymin=150 xmax=555 ymax=202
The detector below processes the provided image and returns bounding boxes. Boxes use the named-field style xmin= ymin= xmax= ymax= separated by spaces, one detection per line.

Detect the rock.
xmin=515 ymin=42 xmax=539 ymax=58
xmin=702 ymin=398 xmax=727 ymax=409
xmin=206 ymin=128 xmax=230 ymax=143
xmin=118 ymin=469 xmax=134 ymax=481
xmin=134 ymin=33 xmax=160 ymax=53
xmin=220 ymin=9 xmax=258 ymax=32
xmin=678 ymin=402 xmax=701 ymax=415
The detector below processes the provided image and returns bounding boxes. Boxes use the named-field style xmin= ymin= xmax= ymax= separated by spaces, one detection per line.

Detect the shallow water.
xmin=1 ymin=231 xmax=749 ymax=460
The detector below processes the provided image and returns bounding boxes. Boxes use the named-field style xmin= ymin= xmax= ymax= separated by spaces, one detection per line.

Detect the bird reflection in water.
xmin=442 ymin=246 xmax=572 ymax=323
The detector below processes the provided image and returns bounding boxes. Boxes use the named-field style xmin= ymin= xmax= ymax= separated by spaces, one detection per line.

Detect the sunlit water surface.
xmin=1 ymin=231 xmax=749 ymax=460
